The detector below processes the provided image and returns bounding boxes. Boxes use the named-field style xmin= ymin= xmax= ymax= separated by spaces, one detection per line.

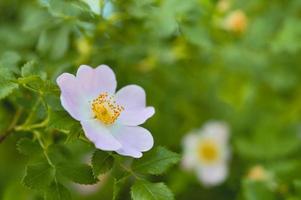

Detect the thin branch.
xmin=0 ymin=108 xmax=22 ymax=143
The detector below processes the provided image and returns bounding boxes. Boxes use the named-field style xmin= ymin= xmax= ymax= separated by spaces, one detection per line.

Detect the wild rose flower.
xmin=56 ymin=65 xmax=155 ymax=158
xmin=182 ymin=121 xmax=230 ymax=186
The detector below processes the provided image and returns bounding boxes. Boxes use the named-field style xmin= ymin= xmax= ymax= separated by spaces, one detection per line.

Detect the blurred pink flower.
xmin=182 ymin=121 xmax=230 ymax=186
xmin=57 ymin=65 xmax=155 ymax=158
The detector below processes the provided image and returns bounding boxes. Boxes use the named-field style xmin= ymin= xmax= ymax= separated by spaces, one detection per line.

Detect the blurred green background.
xmin=1 ymin=0 xmax=301 ymax=199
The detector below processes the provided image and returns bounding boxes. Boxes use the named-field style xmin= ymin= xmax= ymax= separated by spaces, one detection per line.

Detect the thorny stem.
xmin=0 ymin=107 xmax=22 ymax=143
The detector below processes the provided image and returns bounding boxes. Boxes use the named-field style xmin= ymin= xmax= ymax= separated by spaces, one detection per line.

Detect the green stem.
xmin=34 ymin=130 xmax=58 ymax=184
xmin=22 ymin=84 xmax=39 ymax=93
xmin=0 ymin=107 xmax=22 ymax=143
xmin=34 ymin=130 xmax=55 ymax=168
xmin=23 ymin=97 xmax=42 ymax=126
xmin=15 ymin=116 xmax=49 ymax=132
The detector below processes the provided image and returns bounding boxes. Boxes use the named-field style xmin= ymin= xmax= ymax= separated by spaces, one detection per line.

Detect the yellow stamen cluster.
xmin=91 ymin=92 xmax=124 ymax=125
xmin=198 ymin=139 xmax=219 ymax=164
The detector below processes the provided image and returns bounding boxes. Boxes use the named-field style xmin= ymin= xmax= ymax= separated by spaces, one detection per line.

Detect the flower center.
xmin=198 ymin=139 xmax=219 ymax=164
xmin=91 ymin=92 xmax=124 ymax=125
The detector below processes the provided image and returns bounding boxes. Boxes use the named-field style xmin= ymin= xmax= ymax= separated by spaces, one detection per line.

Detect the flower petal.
xmin=196 ymin=163 xmax=228 ymax=186
xmin=113 ymin=126 xmax=154 ymax=158
xmin=116 ymin=85 xmax=154 ymax=126
xmin=202 ymin=121 xmax=229 ymax=145
xmin=116 ymin=85 xmax=147 ymax=109
xmin=119 ymin=107 xmax=155 ymax=126
xmin=76 ymin=65 xmax=117 ymax=99
xmin=182 ymin=133 xmax=200 ymax=169
xmin=56 ymin=73 xmax=91 ymax=121
xmin=81 ymin=119 xmax=121 ymax=151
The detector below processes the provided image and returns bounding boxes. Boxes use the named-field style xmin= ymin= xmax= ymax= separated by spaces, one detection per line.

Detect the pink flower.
xmin=56 ymin=65 xmax=155 ymax=158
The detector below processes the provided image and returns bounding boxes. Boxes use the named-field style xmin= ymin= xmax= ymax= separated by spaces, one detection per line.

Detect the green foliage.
xmin=44 ymin=182 xmax=71 ymax=200
xmin=133 ymin=146 xmax=180 ymax=175
xmin=0 ymin=68 xmax=18 ymax=100
xmin=236 ymin=130 xmax=301 ymax=160
xmin=17 ymin=138 xmax=42 ymax=156
xmin=131 ymin=180 xmax=174 ymax=200
xmin=91 ymin=150 xmax=114 ymax=176
xmin=21 ymin=61 xmax=47 ymax=79
xmin=0 ymin=0 xmax=301 ymax=199
xmin=57 ymin=163 xmax=98 ymax=185
xmin=113 ymin=178 xmax=126 ymax=200
xmin=22 ymin=162 xmax=55 ymax=190
xmin=48 ymin=110 xmax=77 ymax=131
xmin=37 ymin=26 xmax=71 ymax=60
xmin=242 ymin=180 xmax=276 ymax=200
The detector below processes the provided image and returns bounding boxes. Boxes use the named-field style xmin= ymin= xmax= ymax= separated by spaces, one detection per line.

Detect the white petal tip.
xmin=132 ymin=152 xmax=143 ymax=158
xmin=56 ymin=73 xmax=74 ymax=86
xmin=148 ymin=107 xmax=155 ymax=117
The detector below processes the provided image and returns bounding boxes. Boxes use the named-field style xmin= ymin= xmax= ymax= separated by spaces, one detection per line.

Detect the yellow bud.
xmin=247 ymin=165 xmax=268 ymax=181
xmin=76 ymin=37 xmax=92 ymax=56
xmin=224 ymin=10 xmax=248 ymax=34
xmin=217 ymin=0 xmax=231 ymax=13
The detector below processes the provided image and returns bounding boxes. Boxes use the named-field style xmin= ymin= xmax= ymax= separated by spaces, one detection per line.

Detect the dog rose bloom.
xmin=56 ymin=65 xmax=155 ymax=158
xmin=182 ymin=121 xmax=230 ymax=186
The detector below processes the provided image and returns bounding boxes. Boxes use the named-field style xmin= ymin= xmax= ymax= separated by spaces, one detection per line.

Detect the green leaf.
xmin=58 ymin=163 xmax=98 ymax=185
xmin=37 ymin=26 xmax=71 ymax=60
xmin=51 ymin=26 xmax=70 ymax=60
xmin=131 ymin=180 xmax=174 ymax=200
xmin=113 ymin=177 xmax=127 ymax=200
xmin=0 ymin=51 xmax=21 ymax=73
xmin=48 ymin=144 xmax=72 ymax=165
xmin=272 ymin=18 xmax=301 ymax=53
xmin=236 ymin=132 xmax=301 ymax=160
xmin=22 ymin=162 xmax=55 ymax=190
xmin=242 ymin=180 xmax=275 ymax=200
xmin=0 ymin=68 xmax=18 ymax=100
xmin=48 ymin=110 xmax=77 ymax=131
xmin=294 ymin=180 xmax=301 ymax=198
xmin=39 ymin=0 xmax=94 ymax=19
xmin=91 ymin=150 xmax=114 ymax=176
xmin=44 ymin=182 xmax=71 ymax=200
xmin=65 ymin=124 xmax=82 ymax=143
xmin=132 ymin=146 xmax=180 ymax=175
xmin=21 ymin=61 xmax=47 ymax=80
xmin=269 ymin=160 xmax=301 ymax=182
xmin=2 ymin=182 xmax=29 ymax=200
xmin=17 ymin=74 xmax=58 ymax=95
xmin=17 ymin=138 xmax=42 ymax=156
